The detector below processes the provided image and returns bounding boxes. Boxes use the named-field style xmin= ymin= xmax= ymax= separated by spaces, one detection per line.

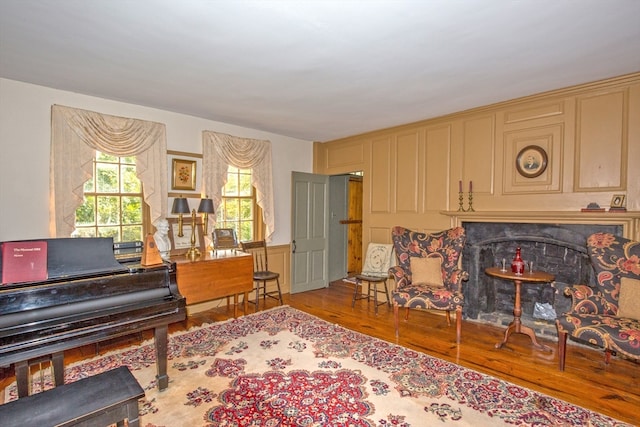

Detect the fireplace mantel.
xmin=441 ymin=211 xmax=639 ymax=240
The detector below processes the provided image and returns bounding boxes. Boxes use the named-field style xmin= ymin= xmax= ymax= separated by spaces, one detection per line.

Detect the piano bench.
xmin=0 ymin=366 xmax=145 ymax=427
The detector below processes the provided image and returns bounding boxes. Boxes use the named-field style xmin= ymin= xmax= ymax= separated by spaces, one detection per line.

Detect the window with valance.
xmin=50 ymin=105 xmax=167 ymax=237
xmin=202 ymin=131 xmax=275 ymax=242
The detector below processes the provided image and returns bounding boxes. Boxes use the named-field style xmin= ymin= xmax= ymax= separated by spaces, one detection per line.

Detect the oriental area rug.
xmin=4 ymin=306 xmax=631 ymax=426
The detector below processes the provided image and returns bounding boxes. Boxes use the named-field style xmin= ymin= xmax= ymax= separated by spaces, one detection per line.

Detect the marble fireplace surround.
xmin=443 ymin=211 xmax=639 ymax=337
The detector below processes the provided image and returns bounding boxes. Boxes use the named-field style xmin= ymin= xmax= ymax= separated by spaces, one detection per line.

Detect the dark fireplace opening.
xmin=461 ymin=222 xmax=622 ymax=337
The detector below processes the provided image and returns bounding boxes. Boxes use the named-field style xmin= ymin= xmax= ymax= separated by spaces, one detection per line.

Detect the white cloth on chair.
xmin=360 ymin=243 xmax=394 ymax=278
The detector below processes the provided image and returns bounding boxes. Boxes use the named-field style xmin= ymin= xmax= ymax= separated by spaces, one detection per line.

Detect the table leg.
xmin=495 ymin=278 xmax=551 ymax=351
xmin=233 ymin=294 xmax=238 ymax=318
xmin=517 ymin=324 xmax=551 ymax=351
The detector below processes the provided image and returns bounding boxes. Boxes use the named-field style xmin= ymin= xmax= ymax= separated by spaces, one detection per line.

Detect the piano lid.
xmin=1 ymin=237 xmax=127 ymax=284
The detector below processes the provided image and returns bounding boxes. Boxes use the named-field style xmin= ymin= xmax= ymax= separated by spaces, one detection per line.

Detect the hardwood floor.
xmin=2 ymin=280 xmax=639 ymax=425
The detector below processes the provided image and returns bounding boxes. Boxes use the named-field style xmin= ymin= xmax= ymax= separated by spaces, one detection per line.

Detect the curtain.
xmin=50 ymin=105 xmax=167 ymax=237
xmin=202 ymin=131 xmax=275 ymax=242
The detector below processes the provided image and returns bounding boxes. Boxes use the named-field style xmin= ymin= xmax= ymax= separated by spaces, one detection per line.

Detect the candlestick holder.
xmin=466 ymin=191 xmax=475 ymax=212
xmin=458 ymin=191 xmax=465 ymax=211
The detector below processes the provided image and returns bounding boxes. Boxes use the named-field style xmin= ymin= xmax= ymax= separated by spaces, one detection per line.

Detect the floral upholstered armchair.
xmin=556 ymin=233 xmax=640 ymax=371
xmin=390 ymin=226 xmax=468 ymax=343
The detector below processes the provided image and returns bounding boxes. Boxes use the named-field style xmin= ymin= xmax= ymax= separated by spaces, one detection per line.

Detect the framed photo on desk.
xmin=168 ymin=217 xmax=205 ymax=256
xmin=213 ymin=228 xmax=238 ymax=251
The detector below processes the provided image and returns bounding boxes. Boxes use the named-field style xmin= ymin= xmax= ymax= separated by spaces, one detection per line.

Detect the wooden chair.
xmin=352 ymin=243 xmax=394 ymax=314
xmin=390 ymin=226 xmax=468 ymax=343
xmin=241 ymin=240 xmax=283 ymax=311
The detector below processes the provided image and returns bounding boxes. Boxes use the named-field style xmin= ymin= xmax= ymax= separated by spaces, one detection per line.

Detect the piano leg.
xmin=15 ymin=361 xmax=29 ymax=398
xmin=14 ymin=351 xmax=65 ymax=398
xmin=154 ymin=325 xmax=169 ymax=391
xmin=52 ymin=351 xmax=64 ymax=388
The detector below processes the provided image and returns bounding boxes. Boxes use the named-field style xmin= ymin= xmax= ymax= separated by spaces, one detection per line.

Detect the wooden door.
xmin=346 ymin=176 xmax=362 ymax=275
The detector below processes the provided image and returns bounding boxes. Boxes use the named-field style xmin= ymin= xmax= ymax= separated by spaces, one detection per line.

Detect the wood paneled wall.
xmin=314 ymin=73 xmax=640 ymax=247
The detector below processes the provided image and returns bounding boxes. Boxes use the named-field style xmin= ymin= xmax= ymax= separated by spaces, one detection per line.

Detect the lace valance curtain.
xmin=50 ymin=105 xmax=167 ymax=237
xmin=202 ymin=131 xmax=275 ymax=241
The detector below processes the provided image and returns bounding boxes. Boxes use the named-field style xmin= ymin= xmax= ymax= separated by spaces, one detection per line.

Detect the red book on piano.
xmin=2 ymin=241 xmax=48 ymax=284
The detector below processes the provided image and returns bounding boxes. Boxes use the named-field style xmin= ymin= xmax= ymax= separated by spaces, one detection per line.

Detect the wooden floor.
xmin=2 ymin=280 xmax=639 ymax=425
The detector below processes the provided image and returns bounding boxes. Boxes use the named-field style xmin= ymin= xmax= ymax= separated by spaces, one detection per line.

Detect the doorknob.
xmin=292 ymin=240 xmax=296 ymax=253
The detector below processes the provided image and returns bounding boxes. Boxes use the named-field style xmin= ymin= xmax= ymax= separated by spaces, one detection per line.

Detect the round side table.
xmin=485 ymin=266 xmax=555 ymax=351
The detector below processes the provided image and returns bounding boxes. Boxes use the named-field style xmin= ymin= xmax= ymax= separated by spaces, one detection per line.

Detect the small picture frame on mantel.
xmin=610 ymin=194 xmax=626 ymax=210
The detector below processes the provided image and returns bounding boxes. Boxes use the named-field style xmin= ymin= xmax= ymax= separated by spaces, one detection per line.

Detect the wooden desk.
xmin=171 ymin=252 xmax=253 ymax=317
xmin=485 ymin=266 xmax=555 ymax=351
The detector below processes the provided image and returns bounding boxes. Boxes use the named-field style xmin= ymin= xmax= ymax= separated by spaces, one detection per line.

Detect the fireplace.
xmin=460 ymin=221 xmax=622 ymax=336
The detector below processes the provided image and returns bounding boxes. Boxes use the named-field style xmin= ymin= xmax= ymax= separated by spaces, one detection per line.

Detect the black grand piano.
xmin=0 ymin=237 xmax=186 ymax=398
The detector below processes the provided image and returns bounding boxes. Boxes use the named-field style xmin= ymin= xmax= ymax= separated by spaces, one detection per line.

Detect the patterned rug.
xmin=5 ymin=306 xmax=631 ymax=426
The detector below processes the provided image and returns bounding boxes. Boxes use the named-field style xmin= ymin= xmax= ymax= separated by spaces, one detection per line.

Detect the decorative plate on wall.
xmin=515 ymin=145 xmax=548 ymax=178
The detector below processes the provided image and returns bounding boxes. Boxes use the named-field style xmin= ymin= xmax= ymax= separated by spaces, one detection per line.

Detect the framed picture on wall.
xmin=515 ymin=145 xmax=548 ymax=178
xmin=167 ymin=150 xmax=202 ymax=197
xmin=171 ymin=158 xmax=197 ymax=191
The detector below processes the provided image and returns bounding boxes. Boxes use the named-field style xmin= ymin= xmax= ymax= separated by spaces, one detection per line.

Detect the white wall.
xmin=0 ymin=78 xmax=313 ymax=245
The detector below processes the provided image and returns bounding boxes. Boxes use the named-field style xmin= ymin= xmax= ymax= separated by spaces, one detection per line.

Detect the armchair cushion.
xmin=409 ymin=256 xmax=444 ymax=287
xmin=618 ymin=277 xmax=640 ymax=320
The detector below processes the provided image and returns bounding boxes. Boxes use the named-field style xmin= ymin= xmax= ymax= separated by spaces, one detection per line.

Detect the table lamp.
xmin=197 ymin=197 xmax=215 ymax=235
xmin=171 ymin=197 xmax=190 ymax=237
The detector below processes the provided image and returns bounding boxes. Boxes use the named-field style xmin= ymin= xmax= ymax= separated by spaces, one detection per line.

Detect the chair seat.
xmin=392 ymin=284 xmax=462 ymax=311
xmin=254 ymin=271 xmax=279 ymax=281
xmin=557 ymin=313 xmax=640 ymax=360
xmin=355 ymin=273 xmax=388 ymax=282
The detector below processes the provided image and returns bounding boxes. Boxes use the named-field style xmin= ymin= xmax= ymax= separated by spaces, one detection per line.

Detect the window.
xmin=216 ymin=166 xmax=259 ymax=242
xmin=74 ymin=152 xmax=146 ymax=242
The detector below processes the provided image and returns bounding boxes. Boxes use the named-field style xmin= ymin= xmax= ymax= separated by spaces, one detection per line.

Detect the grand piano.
xmin=0 ymin=237 xmax=186 ymax=398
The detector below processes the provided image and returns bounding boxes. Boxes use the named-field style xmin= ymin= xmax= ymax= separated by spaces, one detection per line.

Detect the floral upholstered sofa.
xmin=556 ymin=233 xmax=640 ymax=370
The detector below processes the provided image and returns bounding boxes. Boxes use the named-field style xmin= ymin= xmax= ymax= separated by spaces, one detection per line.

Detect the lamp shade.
xmin=171 ymin=197 xmax=190 ymax=214
xmin=197 ymin=198 xmax=215 ymax=214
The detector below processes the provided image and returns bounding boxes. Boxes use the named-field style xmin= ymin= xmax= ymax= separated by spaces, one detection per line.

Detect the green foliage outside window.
xmin=216 ymin=167 xmax=255 ymax=242
xmin=74 ymin=152 xmax=144 ymax=242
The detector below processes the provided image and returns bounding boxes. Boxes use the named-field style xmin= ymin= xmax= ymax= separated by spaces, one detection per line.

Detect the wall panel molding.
xmin=503 ymin=101 xmax=564 ymax=124
xmin=394 ymin=131 xmax=421 ymax=213
xmin=574 ymin=89 xmax=628 ymax=191
xmin=371 ymin=136 xmax=393 ymax=213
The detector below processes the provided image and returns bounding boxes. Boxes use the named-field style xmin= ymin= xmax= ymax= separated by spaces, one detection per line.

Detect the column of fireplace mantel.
xmin=440 ymin=211 xmax=640 ymax=240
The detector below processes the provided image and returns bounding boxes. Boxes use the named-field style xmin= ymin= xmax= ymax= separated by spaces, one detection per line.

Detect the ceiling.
xmin=1 ymin=1 xmax=639 ymax=142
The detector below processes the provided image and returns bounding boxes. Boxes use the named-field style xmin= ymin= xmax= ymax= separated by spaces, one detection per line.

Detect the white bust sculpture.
xmin=153 ymin=218 xmax=171 ymax=261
